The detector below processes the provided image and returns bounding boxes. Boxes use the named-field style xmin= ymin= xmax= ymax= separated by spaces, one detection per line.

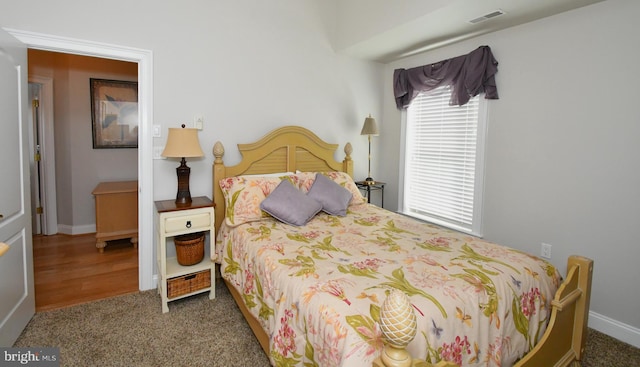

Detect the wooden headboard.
xmin=212 ymin=126 xmax=353 ymax=232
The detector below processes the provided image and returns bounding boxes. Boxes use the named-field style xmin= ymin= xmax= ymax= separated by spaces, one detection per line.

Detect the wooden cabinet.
xmin=155 ymin=196 xmax=215 ymax=313
xmin=92 ymin=181 xmax=138 ymax=253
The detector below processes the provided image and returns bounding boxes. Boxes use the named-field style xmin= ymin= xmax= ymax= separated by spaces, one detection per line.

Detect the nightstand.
xmin=356 ymin=181 xmax=386 ymax=208
xmin=155 ymin=196 xmax=215 ymax=313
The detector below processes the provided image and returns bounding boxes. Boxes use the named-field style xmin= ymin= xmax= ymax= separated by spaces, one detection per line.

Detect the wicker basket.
xmin=174 ymin=231 xmax=205 ymax=266
xmin=167 ymin=269 xmax=211 ymax=299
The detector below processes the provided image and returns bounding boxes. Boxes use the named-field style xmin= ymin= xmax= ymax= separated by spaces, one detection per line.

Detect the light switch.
xmin=153 ymin=125 xmax=161 ymax=137
xmin=194 ymin=115 xmax=204 ymax=130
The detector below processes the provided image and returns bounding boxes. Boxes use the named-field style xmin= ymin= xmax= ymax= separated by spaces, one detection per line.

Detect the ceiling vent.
xmin=468 ymin=9 xmax=506 ymax=24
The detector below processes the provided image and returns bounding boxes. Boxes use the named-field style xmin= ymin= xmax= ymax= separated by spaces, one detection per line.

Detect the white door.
xmin=0 ymin=27 xmax=35 ymax=346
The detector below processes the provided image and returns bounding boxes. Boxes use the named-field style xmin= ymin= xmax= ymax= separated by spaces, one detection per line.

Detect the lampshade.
xmin=360 ymin=115 xmax=379 ymax=136
xmin=161 ymin=127 xmax=204 ymax=158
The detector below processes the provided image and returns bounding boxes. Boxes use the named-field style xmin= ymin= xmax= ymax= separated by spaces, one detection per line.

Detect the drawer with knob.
xmin=163 ymin=212 xmax=211 ymax=234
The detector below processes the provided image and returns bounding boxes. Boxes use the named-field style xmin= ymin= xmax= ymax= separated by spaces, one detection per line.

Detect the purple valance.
xmin=393 ymin=45 xmax=499 ymax=109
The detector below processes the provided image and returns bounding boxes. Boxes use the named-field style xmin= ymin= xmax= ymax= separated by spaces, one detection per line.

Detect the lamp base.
xmin=175 ymin=158 xmax=192 ymax=206
xmin=364 ymin=177 xmax=376 ymax=185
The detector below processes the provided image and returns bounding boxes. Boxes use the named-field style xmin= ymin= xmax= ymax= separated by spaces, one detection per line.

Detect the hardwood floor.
xmin=33 ymin=233 xmax=139 ymax=312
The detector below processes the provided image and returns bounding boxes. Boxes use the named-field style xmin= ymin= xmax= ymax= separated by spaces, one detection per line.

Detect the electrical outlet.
xmin=541 ymin=243 xmax=552 ymax=259
xmin=153 ymin=146 xmax=166 ymax=160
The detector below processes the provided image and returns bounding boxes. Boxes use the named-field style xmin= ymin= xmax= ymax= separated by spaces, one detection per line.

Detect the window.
xmin=400 ymin=86 xmax=487 ymax=236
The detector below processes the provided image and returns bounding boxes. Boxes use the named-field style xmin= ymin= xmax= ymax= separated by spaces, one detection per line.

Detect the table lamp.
xmin=360 ymin=114 xmax=379 ymax=184
xmin=161 ymin=124 xmax=204 ymax=206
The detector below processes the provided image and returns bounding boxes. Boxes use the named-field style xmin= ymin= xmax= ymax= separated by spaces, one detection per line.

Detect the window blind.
xmin=404 ymin=86 xmax=481 ymax=232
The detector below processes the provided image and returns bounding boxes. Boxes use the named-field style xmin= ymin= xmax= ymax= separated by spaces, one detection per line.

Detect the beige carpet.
xmin=14 ymin=280 xmax=640 ymax=366
xmin=15 ymin=280 xmax=269 ymax=366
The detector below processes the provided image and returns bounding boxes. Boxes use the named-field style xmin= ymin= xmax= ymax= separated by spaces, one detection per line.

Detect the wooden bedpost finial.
xmin=377 ymin=289 xmax=418 ymax=367
xmin=343 ymin=142 xmax=354 ymax=178
xmin=344 ymin=142 xmax=353 ymax=159
xmin=213 ymin=141 xmax=225 ymax=164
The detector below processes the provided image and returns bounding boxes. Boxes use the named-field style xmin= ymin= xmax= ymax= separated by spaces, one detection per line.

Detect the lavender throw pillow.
xmin=260 ymin=180 xmax=322 ymax=226
xmin=307 ymin=173 xmax=352 ymax=216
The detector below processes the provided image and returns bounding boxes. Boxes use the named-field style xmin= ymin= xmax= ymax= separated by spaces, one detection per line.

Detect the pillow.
xmin=260 ymin=180 xmax=322 ymax=226
xmin=307 ymin=173 xmax=352 ymax=216
xmin=219 ymin=174 xmax=292 ymax=226
xmin=296 ymin=171 xmax=366 ymax=206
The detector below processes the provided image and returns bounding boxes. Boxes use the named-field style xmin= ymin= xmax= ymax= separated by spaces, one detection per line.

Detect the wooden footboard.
xmin=375 ymin=255 xmax=594 ymax=367
xmin=513 ymin=255 xmax=593 ymax=367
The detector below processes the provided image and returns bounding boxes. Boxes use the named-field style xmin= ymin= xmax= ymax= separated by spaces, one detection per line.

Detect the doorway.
xmin=27 ymin=50 xmax=139 ymax=309
xmin=8 ymin=29 xmax=155 ymax=292
xmin=28 ymin=50 xmax=138 ymax=236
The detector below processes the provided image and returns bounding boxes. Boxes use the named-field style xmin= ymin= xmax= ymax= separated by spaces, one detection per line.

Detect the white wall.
xmin=334 ymin=0 xmax=449 ymax=50
xmin=0 ymin=0 xmax=383 ymax=289
xmin=382 ymin=0 xmax=640 ymax=346
xmin=0 ymin=0 xmax=383 ymax=196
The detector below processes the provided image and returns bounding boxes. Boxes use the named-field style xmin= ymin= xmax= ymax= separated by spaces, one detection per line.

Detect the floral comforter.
xmin=215 ymin=204 xmax=560 ymax=367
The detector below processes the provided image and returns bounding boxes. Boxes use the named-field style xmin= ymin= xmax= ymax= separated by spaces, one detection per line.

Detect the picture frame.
xmin=90 ymin=78 xmax=139 ymax=149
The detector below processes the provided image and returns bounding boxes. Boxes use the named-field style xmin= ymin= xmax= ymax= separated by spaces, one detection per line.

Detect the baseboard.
xmin=56 ymin=224 xmax=96 ymax=235
xmin=151 ymin=274 xmax=158 ymax=291
xmin=589 ymin=311 xmax=640 ymax=348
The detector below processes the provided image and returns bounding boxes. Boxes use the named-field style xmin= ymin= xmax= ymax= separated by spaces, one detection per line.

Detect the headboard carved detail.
xmin=212 ymin=126 xmax=353 ymax=232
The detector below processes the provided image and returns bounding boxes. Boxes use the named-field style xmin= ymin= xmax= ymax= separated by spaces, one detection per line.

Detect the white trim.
xmin=6 ymin=29 xmax=144 ymax=62
xmin=28 ymin=75 xmax=58 ymax=235
xmin=471 ymin=97 xmax=489 ymax=237
xmin=6 ymin=28 xmax=155 ymax=291
xmin=57 ymin=224 xmax=96 ymax=236
xmin=397 ymin=111 xmax=408 ymax=214
xmin=589 ymin=311 xmax=640 ymax=349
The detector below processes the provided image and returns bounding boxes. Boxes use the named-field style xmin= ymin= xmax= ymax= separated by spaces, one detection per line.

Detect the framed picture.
xmin=90 ymin=78 xmax=138 ymax=149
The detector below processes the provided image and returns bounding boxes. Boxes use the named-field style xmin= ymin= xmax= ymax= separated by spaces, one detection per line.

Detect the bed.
xmin=212 ymin=126 xmax=593 ymax=367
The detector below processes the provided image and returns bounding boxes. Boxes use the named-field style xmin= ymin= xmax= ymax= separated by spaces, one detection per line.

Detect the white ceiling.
xmin=336 ymin=0 xmax=606 ymax=62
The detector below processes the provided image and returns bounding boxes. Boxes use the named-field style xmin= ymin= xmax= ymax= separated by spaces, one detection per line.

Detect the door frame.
xmin=6 ymin=28 xmax=155 ymax=291
xmin=28 ymin=76 xmax=57 ymax=235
